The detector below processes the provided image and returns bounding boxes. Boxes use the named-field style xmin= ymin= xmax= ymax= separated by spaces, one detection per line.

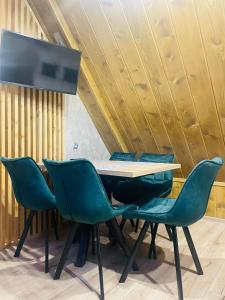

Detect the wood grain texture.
xmin=0 ymin=0 xmax=64 ymax=248
xmin=28 ymin=0 xmax=225 ymax=180
xmin=91 ymin=160 xmax=180 ymax=177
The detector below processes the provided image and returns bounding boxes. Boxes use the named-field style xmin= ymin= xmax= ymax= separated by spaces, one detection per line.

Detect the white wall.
xmin=65 ymin=94 xmax=110 ymax=160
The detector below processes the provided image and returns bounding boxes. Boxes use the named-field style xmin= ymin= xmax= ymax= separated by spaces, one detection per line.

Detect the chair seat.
xmin=123 ymin=198 xmax=176 ymax=221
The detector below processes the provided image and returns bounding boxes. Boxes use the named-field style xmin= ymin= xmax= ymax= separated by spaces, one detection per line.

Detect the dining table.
xmin=40 ymin=159 xmax=181 ymax=267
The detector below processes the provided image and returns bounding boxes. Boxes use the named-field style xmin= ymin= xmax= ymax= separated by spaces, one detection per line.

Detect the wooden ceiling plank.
xmin=119 ymin=0 xmax=194 ymax=177
xmin=75 ymin=41 xmax=136 ymax=152
xmin=168 ymin=0 xmax=225 ymax=180
xmin=194 ymin=1 xmax=225 ymax=144
xmin=46 ymin=0 xmax=134 ymax=151
xmin=99 ymin=0 xmax=191 ymax=175
xmin=55 ymin=0 xmax=136 ymax=153
xmin=142 ymin=0 xmax=208 ymax=165
xmin=81 ymin=0 xmax=161 ymax=153
xmin=50 ymin=0 xmax=136 ymax=153
xmin=56 ymin=0 xmax=147 ymax=153
xmin=48 ymin=0 xmax=135 ymax=153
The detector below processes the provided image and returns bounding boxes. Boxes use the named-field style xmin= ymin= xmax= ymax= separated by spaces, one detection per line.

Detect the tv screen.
xmin=0 ymin=29 xmax=81 ymax=95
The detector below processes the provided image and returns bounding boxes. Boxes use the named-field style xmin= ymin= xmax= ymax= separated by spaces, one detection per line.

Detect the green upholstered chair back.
xmin=170 ymin=157 xmax=224 ymax=226
xmin=110 ymin=152 xmax=136 ymax=161
xmin=139 ymin=153 xmax=175 ymax=181
xmin=0 ymin=157 xmax=55 ymax=211
xmin=43 ymin=159 xmax=115 ymax=224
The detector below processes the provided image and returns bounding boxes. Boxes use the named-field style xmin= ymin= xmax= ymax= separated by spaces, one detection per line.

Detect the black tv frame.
xmin=0 ymin=29 xmax=81 ymax=95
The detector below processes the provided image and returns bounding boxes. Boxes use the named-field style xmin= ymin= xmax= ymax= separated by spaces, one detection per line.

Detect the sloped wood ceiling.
xmin=28 ymin=0 xmax=225 ymax=180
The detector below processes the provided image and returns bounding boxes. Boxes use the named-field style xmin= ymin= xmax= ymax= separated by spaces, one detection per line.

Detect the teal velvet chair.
xmin=113 ymin=153 xmax=174 ymax=234
xmin=0 ymin=157 xmax=58 ymax=273
xmin=43 ymin=158 xmax=137 ymax=300
xmin=110 ymin=152 xmax=136 ymax=161
xmin=119 ymin=157 xmax=224 ymax=300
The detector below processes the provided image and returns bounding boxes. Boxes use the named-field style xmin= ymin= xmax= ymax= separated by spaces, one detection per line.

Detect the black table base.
xmin=72 ymin=222 xmax=116 ymax=267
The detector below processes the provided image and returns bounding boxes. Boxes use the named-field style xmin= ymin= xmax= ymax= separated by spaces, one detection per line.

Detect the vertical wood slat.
xmin=0 ymin=0 xmax=64 ymax=248
xmin=0 ymin=86 xmax=6 ymax=246
xmin=18 ymin=0 xmax=25 ymax=235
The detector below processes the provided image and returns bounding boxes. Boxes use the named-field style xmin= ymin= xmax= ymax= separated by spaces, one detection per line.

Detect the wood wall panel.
xmin=28 ymin=0 xmax=225 ymax=181
xmin=167 ymin=0 xmax=225 ymax=178
xmin=0 ymin=0 xmax=64 ymax=248
xmin=143 ymin=0 xmax=208 ymax=165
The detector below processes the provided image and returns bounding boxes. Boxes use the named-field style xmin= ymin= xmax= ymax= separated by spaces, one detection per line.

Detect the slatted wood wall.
xmin=0 ymin=0 xmax=64 ymax=248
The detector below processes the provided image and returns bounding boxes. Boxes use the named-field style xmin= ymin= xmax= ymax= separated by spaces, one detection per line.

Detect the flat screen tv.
xmin=0 ymin=29 xmax=81 ymax=95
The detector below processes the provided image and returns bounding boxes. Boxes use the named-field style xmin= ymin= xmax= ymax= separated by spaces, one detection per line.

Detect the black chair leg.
xmin=51 ymin=209 xmax=59 ymax=241
xmin=108 ymin=219 xmax=138 ymax=271
xmin=45 ymin=210 xmax=49 ymax=273
xmin=130 ymin=219 xmax=135 ymax=227
xmin=135 ymin=219 xmax=139 ymax=233
xmin=171 ymin=226 xmax=184 ymax=300
xmin=148 ymin=223 xmax=158 ymax=259
xmin=54 ymin=222 xmax=79 ymax=280
xmin=91 ymin=226 xmax=96 ymax=255
xmin=150 ymin=222 xmax=154 ymax=234
xmin=165 ymin=224 xmax=173 ymax=241
xmin=183 ymin=226 xmax=203 ymax=275
xmin=14 ymin=210 xmax=35 ymax=257
xmin=120 ymin=218 xmax=136 ymax=231
xmin=95 ymin=224 xmax=105 ymax=300
xmin=120 ymin=218 xmax=126 ymax=231
xmin=119 ymin=221 xmax=150 ymax=283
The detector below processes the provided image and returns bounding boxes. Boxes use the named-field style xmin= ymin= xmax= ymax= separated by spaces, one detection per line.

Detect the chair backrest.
xmin=43 ymin=159 xmax=114 ymax=224
xmin=0 ymin=157 xmax=55 ymax=210
xmin=139 ymin=153 xmax=175 ymax=181
xmin=169 ymin=157 xmax=224 ymax=226
xmin=110 ymin=152 xmax=136 ymax=161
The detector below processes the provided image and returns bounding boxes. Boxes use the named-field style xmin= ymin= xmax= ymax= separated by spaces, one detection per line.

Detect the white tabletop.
xmin=91 ymin=160 xmax=181 ymax=178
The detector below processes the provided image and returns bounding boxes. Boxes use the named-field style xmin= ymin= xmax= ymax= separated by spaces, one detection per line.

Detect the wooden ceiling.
xmin=28 ymin=0 xmax=225 ymax=180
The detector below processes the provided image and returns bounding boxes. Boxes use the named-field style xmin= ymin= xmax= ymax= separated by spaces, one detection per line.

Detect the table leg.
xmin=73 ymin=224 xmax=91 ymax=267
